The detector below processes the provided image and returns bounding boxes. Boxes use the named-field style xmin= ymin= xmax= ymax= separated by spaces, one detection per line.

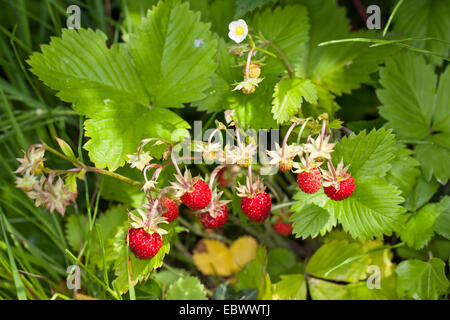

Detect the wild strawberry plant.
xmin=1 ymin=0 xmax=449 ymax=300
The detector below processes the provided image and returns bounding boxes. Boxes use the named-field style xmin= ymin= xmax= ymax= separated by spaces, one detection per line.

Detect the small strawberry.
xmin=161 ymin=197 xmax=179 ymax=222
xmin=273 ymin=218 xmax=293 ymax=236
xmin=322 ymin=159 xmax=355 ymax=201
xmin=240 ymin=192 xmax=272 ymax=222
xmin=171 ymin=170 xmax=212 ymax=210
xmin=127 ymin=208 xmax=168 ymax=260
xmin=197 ymin=189 xmax=231 ymax=229
xmin=296 ymin=168 xmax=322 ymax=194
xmin=126 ymin=228 xmax=162 ymax=260
xmin=199 ymin=205 xmax=229 ymax=229
xmin=237 ymin=177 xmax=272 ymax=223
xmin=324 ymin=176 xmax=355 ymax=201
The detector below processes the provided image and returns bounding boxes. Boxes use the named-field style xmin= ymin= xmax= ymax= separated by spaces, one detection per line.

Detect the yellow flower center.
xmin=235 ymin=26 xmax=245 ymax=36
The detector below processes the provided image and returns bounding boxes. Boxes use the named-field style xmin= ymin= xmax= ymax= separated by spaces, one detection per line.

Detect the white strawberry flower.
xmin=228 ymin=19 xmax=248 ymax=43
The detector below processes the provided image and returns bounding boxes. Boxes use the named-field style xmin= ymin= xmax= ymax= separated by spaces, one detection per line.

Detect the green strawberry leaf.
xmin=272 ymin=77 xmax=317 ymax=124
xmin=393 ymin=0 xmax=450 ymax=66
xmin=83 ymin=101 xmax=190 ymax=170
xmin=193 ymin=38 xmax=240 ymax=112
xmin=250 ymin=5 xmax=309 ymax=76
xmin=434 ymin=196 xmax=450 ymax=240
xmin=166 ymin=276 xmax=208 ymax=300
xmin=377 ymin=52 xmax=450 ymax=184
xmin=385 ymin=143 xmax=421 ymax=198
xmin=234 ymin=246 xmax=272 ymax=299
xmin=65 ymin=214 xmax=88 ymax=251
xmin=400 ymin=203 xmax=442 ymax=250
xmin=332 ymin=128 xmax=397 ymax=180
xmin=296 ymin=0 xmax=395 ymax=95
xmin=289 ymin=198 xmax=337 ymax=239
xmin=272 ymin=274 xmax=307 ymax=300
xmin=396 ymin=258 xmax=449 ymax=300
xmin=28 ymin=28 xmax=149 ymax=113
xmin=90 ymin=206 xmax=128 ymax=268
xmin=127 ymin=0 xmax=217 ymax=109
xmin=404 ymin=173 xmax=440 ymax=212
xmin=307 ymin=278 xmax=347 ymax=300
xmin=336 ymin=177 xmax=406 ymax=240
xmin=305 ymin=240 xmax=370 ymax=283
xmin=228 ymin=76 xmax=278 ymax=130
xmin=234 ymin=0 xmax=276 ymax=18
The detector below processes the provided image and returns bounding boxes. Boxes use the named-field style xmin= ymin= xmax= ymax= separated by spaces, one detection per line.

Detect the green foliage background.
xmin=0 ymin=0 xmax=448 ymax=300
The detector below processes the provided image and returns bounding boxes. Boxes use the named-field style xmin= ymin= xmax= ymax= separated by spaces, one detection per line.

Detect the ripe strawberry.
xmin=324 ymin=175 xmax=355 ymax=201
xmin=273 ymin=218 xmax=293 ymax=236
xmin=241 ymin=192 xmax=272 ymax=222
xmin=126 ymin=228 xmax=162 ymax=260
xmin=161 ymin=197 xmax=179 ymax=222
xmin=199 ymin=205 xmax=228 ymax=229
xmin=180 ymin=179 xmax=212 ymax=210
xmin=297 ymin=168 xmax=322 ymax=194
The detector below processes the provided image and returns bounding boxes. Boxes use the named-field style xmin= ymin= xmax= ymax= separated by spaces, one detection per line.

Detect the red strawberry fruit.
xmin=297 ymin=168 xmax=322 ymax=194
xmin=180 ymin=179 xmax=212 ymax=210
xmin=241 ymin=192 xmax=272 ymax=222
xmin=324 ymin=175 xmax=355 ymax=201
xmin=199 ymin=205 xmax=229 ymax=229
xmin=273 ymin=218 xmax=293 ymax=236
xmin=161 ymin=197 xmax=179 ymax=222
xmin=126 ymin=228 xmax=162 ymax=260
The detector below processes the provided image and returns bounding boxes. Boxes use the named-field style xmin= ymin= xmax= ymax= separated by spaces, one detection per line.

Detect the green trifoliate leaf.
xmin=83 ymin=100 xmax=190 ymax=170
xmin=386 ymin=143 xmax=421 ymax=198
xmin=250 ymin=5 xmax=309 ymax=76
xmin=28 ymin=28 xmax=149 ymax=113
xmin=400 ymin=203 xmax=442 ymax=250
xmin=234 ymin=246 xmax=272 ymax=299
xmin=393 ymin=0 xmax=450 ymax=66
xmin=128 ymin=0 xmax=217 ymax=109
xmin=405 ymin=174 xmax=440 ymax=212
xmin=434 ymin=196 xmax=450 ymax=240
xmin=377 ymin=52 xmax=450 ymax=184
xmin=89 ymin=206 xmax=128 ymax=268
xmin=307 ymin=278 xmax=347 ymax=300
xmin=228 ymin=76 xmax=278 ymax=130
xmin=333 ymin=128 xmax=397 ymax=180
xmin=65 ymin=214 xmax=88 ymax=251
xmin=289 ymin=198 xmax=336 ymax=239
xmin=272 ymin=274 xmax=307 ymax=300
xmin=305 ymin=240 xmax=370 ymax=283
xmin=189 ymin=0 xmax=236 ymax=38
xmin=336 ymin=178 xmax=406 ymax=240
xmin=272 ymin=77 xmax=317 ymax=124
xmin=112 ymin=227 xmax=171 ymax=294
xmin=296 ymin=0 xmax=395 ymax=95
xmin=166 ymin=276 xmax=208 ymax=300
xmin=396 ymin=258 xmax=449 ymax=300
xmin=234 ymin=0 xmax=276 ymax=18
xmin=193 ymin=38 xmax=240 ymax=112
xmin=267 ymin=248 xmax=300 ymax=282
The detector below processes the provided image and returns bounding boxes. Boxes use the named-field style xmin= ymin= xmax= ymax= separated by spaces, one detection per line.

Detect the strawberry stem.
xmin=170 ymin=147 xmax=189 ymax=188
xmin=209 ymin=164 xmax=226 ymax=190
xmin=245 ymin=48 xmax=255 ymax=79
xmin=282 ymin=119 xmax=301 ymax=157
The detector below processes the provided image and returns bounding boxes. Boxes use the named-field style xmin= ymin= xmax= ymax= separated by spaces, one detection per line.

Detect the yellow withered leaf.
xmin=193 ymin=236 xmax=258 ymax=276
xmin=193 ymin=239 xmax=234 ymax=276
xmin=230 ymin=236 xmax=258 ymax=272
